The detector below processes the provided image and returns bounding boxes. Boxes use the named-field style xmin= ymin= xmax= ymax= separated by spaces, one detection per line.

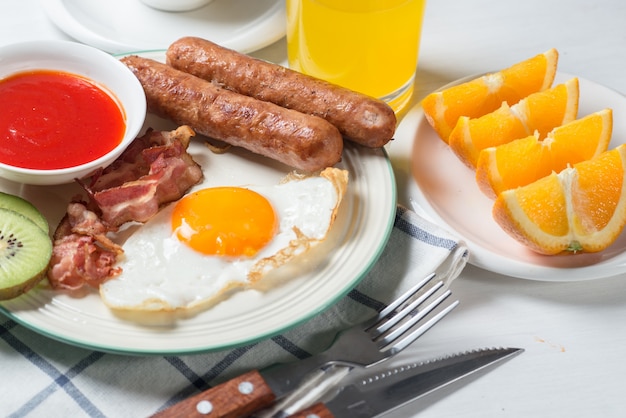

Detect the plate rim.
xmin=405 ymin=71 xmax=626 ymax=281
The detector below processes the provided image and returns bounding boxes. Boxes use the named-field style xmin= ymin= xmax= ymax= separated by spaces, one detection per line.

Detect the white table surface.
xmin=2 ymin=0 xmax=626 ymax=417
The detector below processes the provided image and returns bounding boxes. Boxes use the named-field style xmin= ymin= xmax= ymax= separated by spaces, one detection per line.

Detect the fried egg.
xmin=99 ymin=167 xmax=348 ymax=312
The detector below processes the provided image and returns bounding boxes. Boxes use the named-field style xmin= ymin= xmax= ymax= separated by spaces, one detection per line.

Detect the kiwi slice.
xmin=0 ymin=208 xmax=53 ymax=300
xmin=0 ymin=192 xmax=49 ymax=233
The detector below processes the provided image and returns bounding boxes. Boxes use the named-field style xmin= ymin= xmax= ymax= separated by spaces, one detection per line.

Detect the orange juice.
xmin=286 ymin=0 xmax=426 ymax=113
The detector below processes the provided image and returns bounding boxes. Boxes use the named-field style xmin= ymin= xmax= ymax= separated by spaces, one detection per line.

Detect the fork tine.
xmin=365 ymin=272 xmax=437 ymax=331
xmin=377 ymin=289 xmax=453 ymax=345
xmin=371 ymin=280 xmax=445 ymax=336
xmin=380 ymin=293 xmax=459 ymax=353
xmin=387 ymin=299 xmax=459 ymax=354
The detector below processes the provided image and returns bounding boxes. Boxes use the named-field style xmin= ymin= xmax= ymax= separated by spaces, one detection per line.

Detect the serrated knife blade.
xmin=285 ymin=347 xmax=524 ymax=418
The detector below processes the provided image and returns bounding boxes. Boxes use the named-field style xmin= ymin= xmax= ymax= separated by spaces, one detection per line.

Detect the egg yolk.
xmin=171 ymin=187 xmax=278 ymax=257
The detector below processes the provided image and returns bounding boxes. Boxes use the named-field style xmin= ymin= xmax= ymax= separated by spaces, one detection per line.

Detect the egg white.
xmin=99 ymin=168 xmax=348 ymax=312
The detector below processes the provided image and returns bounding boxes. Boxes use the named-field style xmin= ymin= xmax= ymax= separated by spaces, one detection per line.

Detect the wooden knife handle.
xmin=151 ymin=370 xmax=276 ymax=418
xmin=288 ymin=403 xmax=334 ymax=418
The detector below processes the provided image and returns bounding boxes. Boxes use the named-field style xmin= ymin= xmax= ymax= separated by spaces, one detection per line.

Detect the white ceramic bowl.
xmin=0 ymin=40 xmax=146 ymax=185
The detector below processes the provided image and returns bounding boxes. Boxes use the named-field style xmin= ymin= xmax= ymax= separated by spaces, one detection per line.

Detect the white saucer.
xmin=42 ymin=0 xmax=285 ymax=54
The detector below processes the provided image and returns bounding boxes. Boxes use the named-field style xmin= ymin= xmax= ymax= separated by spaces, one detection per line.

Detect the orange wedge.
xmin=493 ymin=144 xmax=626 ymax=255
xmin=449 ymin=78 xmax=579 ymax=168
xmin=476 ymin=108 xmax=613 ymax=198
xmin=421 ymin=48 xmax=558 ymax=142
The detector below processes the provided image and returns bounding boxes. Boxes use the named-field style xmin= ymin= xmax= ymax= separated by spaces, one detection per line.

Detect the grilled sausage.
xmin=121 ymin=55 xmax=343 ymax=172
xmin=166 ymin=36 xmax=397 ymax=148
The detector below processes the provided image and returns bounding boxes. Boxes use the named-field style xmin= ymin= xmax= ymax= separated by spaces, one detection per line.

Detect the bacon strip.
xmin=84 ymin=125 xmax=203 ymax=227
xmin=47 ymin=126 xmax=204 ymax=291
xmin=48 ymin=202 xmax=123 ymax=290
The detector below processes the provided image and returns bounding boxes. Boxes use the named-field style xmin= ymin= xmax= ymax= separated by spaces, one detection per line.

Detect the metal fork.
xmin=338 ymin=272 xmax=458 ymax=365
xmin=262 ymin=271 xmax=459 ymax=394
xmin=254 ymin=272 xmax=459 ymax=417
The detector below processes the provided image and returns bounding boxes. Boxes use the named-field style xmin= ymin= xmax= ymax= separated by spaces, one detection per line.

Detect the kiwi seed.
xmin=0 ymin=208 xmax=53 ymax=300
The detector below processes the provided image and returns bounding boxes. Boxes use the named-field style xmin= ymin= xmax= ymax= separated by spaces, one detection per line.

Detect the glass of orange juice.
xmin=286 ymin=0 xmax=426 ymax=114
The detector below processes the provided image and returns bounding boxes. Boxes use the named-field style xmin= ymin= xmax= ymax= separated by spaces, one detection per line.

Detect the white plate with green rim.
xmin=0 ymin=51 xmax=396 ymax=355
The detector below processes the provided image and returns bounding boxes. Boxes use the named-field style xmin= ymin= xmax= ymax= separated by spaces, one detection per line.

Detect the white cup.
xmin=140 ymin=0 xmax=214 ymax=12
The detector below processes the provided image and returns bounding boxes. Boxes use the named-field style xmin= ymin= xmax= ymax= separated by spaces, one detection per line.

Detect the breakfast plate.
xmin=403 ymin=72 xmax=626 ymax=281
xmin=42 ymin=0 xmax=285 ymax=54
xmin=0 ymin=51 xmax=396 ymax=354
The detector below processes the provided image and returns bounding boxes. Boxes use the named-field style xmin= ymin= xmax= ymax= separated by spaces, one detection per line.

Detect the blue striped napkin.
xmin=0 ymin=205 xmax=468 ymax=418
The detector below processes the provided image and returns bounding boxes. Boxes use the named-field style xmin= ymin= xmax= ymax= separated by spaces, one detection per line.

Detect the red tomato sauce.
xmin=0 ymin=70 xmax=126 ymax=170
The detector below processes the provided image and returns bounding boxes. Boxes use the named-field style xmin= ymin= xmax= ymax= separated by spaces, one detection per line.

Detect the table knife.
xmin=151 ymin=356 xmax=346 ymax=417
xmin=282 ymin=346 xmax=524 ymax=418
